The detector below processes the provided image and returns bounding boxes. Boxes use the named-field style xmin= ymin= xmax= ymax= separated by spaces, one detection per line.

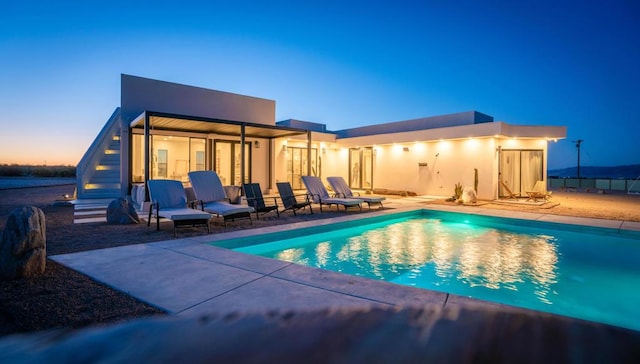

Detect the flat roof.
xmin=130 ymin=111 xmax=308 ymax=139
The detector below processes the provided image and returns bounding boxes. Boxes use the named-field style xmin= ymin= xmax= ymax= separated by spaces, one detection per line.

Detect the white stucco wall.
xmin=372 ymin=139 xmax=495 ymax=198
xmin=370 ymin=137 xmax=549 ymax=200
xmin=121 ymin=74 xmax=275 ymax=125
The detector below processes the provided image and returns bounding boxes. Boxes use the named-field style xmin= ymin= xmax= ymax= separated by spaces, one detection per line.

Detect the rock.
xmin=0 ymin=206 xmax=46 ymax=279
xmin=462 ymin=187 xmax=477 ymax=204
xmin=1 ymin=305 xmax=639 ymax=363
xmin=106 ymin=198 xmax=140 ymax=225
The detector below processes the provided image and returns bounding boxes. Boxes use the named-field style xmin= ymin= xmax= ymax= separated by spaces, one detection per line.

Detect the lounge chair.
xmin=242 ymin=183 xmax=279 ymax=219
xmin=500 ymin=180 xmax=517 ymax=199
xmin=301 ymin=176 xmax=363 ymax=212
xmin=276 ymin=182 xmax=313 ymax=216
xmin=326 ymin=176 xmax=385 ymax=209
xmin=188 ymin=171 xmax=254 ymax=226
xmin=146 ymin=179 xmax=212 ymax=237
xmin=526 ymin=180 xmax=552 ymax=202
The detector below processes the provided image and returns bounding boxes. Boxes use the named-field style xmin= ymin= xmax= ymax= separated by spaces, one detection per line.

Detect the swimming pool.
xmin=217 ymin=210 xmax=640 ymax=332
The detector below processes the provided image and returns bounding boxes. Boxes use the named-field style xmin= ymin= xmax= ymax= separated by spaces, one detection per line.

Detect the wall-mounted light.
xmin=254 ymin=141 xmax=260 ymax=149
xmin=403 ymin=146 xmax=411 ymax=152
xmin=282 ymin=145 xmax=288 ymax=153
xmin=322 ymin=147 xmax=326 ymax=154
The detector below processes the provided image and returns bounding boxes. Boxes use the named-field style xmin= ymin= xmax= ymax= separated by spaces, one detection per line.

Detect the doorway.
xmin=349 ymin=147 xmax=373 ymax=190
xmin=286 ymin=147 xmax=318 ymax=189
xmin=499 ymin=149 xmax=543 ymax=197
xmin=213 ymin=140 xmax=251 ymax=186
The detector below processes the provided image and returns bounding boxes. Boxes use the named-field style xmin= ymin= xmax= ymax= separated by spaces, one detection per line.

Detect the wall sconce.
xmin=282 ymin=145 xmax=288 ymax=153
xmin=322 ymin=147 xmax=326 ymax=155
xmin=254 ymin=141 xmax=260 ymax=149
xmin=403 ymin=147 xmax=411 ymax=152
xmin=435 ymin=153 xmax=440 ymax=157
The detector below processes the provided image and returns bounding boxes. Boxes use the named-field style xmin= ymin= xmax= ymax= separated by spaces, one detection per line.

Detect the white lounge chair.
xmin=301 ymin=176 xmax=363 ymax=212
xmin=188 ymin=171 xmax=254 ymax=226
xmin=146 ymin=179 xmax=212 ymax=237
xmin=326 ymin=176 xmax=385 ymax=209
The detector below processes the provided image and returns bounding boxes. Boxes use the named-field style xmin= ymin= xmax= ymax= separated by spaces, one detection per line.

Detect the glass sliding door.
xmin=286 ymin=147 xmax=317 ymax=189
xmin=190 ymin=138 xmax=206 ymax=172
xmin=149 ymin=135 xmax=203 ymax=182
xmin=521 ymin=151 xmax=543 ymax=192
xmin=349 ymin=147 xmax=373 ymax=190
xmin=157 ymin=149 xmax=168 ymax=178
xmin=214 ymin=140 xmax=251 ymax=186
xmin=499 ymin=149 xmax=543 ymax=197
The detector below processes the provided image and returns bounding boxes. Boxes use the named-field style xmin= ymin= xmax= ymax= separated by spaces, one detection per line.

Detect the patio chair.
xmin=326 ymin=176 xmax=385 ymax=209
xmin=500 ymin=180 xmax=517 ymax=199
xmin=301 ymin=176 xmax=363 ymax=212
xmin=188 ymin=171 xmax=254 ymax=226
xmin=276 ymin=182 xmax=313 ymax=216
xmin=526 ymin=180 xmax=552 ymax=202
xmin=146 ymin=179 xmax=212 ymax=237
xmin=242 ymin=183 xmax=280 ymax=219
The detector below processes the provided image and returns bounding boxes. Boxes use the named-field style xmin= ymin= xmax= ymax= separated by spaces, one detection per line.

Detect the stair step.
xmin=85 ymin=183 xmax=120 ymax=190
xmin=95 ymin=164 xmax=119 ymax=171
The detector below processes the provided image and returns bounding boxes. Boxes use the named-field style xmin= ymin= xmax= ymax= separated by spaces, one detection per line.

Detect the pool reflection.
xmin=272 ymin=218 xmax=559 ymax=304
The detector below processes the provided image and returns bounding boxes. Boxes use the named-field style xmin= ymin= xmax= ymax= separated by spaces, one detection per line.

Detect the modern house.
xmin=76 ymin=74 xmax=566 ymax=203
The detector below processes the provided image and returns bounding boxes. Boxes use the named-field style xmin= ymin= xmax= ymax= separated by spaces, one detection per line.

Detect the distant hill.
xmin=548 ymin=164 xmax=640 ymax=179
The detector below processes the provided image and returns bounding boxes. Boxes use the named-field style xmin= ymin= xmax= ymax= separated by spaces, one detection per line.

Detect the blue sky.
xmin=1 ymin=1 xmax=638 ymax=169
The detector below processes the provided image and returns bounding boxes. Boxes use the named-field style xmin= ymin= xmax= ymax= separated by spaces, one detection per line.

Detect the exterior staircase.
xmin=81 ymin=135 xmax=122 ymax=199
xmin=76 ymin=108 xmax=123 ymax=200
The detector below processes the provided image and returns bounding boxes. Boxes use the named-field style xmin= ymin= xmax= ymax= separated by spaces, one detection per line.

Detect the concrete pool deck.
xmin=51 ymin=197 xmax=640 ymax=318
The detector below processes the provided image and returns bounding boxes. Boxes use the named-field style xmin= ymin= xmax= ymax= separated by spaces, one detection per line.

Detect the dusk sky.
xmin=1 ymin=1 xmax=638 ymax=169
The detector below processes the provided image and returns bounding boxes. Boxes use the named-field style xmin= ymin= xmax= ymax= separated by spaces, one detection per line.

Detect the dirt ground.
xmin=1 ymin=184 xmax=639 ymax=337
xmin=432 ymin=190 xmax=640 ymax=222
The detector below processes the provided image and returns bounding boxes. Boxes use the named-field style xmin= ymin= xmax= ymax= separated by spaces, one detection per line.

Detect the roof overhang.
xmin=336 ymin=122 xmax=567 ymax=147
xmin=130 ymin=111 xmax=308 ymax=139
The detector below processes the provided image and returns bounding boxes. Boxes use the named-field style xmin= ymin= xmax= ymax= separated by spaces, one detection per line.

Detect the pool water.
xmin=230 ymin=212 xmax=640 ymax=332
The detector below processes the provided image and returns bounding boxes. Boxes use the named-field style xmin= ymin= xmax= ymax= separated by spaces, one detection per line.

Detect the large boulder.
xmin=0 ymin=206 xmax=46 ymax=279
xmin=462 ymin=187 xmax=477 ymax=204
xmin=106 ymin=198 xmax=140 ymax=225
xmin=0 ymin=306 xmax=639 ymax=362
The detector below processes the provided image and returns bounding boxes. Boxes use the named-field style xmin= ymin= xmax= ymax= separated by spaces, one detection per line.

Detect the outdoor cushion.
xmin=202 ymin=201 xmax=254 ymax=217
xmin=157 ymin=207 xmax=212 ymax=221
xmin=188 ymin=171 xmax=228 ymax=202
xmin=301 ymin=176 xmax=363 ymax=212
xmin=326 ymin=176 xmax=385 ymax=207
xmin=148 ymin=179 xmax=189 ymax=208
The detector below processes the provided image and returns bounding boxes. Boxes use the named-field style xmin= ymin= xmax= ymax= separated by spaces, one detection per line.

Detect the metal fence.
xmin=548 ymin=177 xmax=640 ymax=194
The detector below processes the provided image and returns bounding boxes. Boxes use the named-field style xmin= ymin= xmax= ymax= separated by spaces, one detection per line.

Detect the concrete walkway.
xmin=51 ymin=198 xmax=640 ymax=318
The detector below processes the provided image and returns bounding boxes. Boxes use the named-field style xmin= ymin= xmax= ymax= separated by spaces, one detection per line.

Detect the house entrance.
xmin=499 ymin=149 xmax=543 ymax=197
xmin=213 ymin=140 xmax=251 ymax=186
xmin=286 ymin=147 xmax=318 ymax=190
xmin=349 ymin=147 xmax=373 ymax=190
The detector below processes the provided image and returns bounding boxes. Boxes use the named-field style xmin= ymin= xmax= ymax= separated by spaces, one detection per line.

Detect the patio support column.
xmin=144 ymin=112 xmax=150 ymax=201
xmin=240 ymin=124 xmax=246 ymax=186
xmin=268 ymin=138 xmax=273 ymax=189
xmin=307 ymin=130 xmax=312 ymax=176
